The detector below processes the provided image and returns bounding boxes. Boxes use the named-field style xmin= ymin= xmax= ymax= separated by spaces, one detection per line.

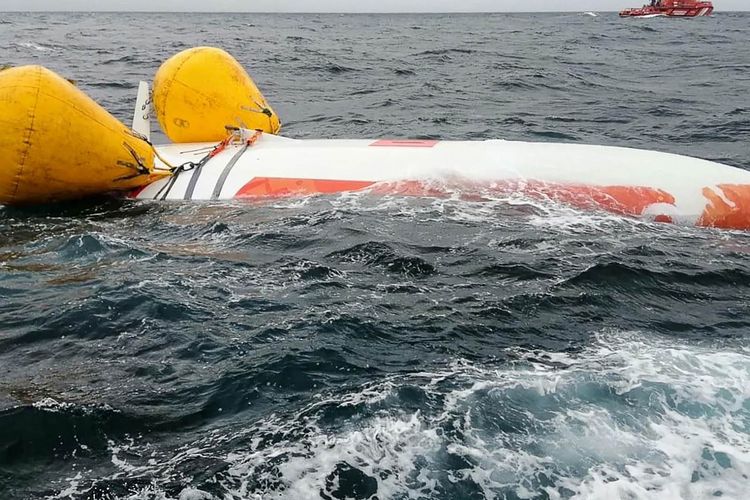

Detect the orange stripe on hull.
xmin=235 ymin=178 xmax=375 ymax=197
xmin=235 ymin=177 xmax=678 ymax=221
xmin=699 ymin=185 xmax=750 ymax=230
xmin=140 ymin=174 xmax=750 ymax=230
xmin=367 ymin=180 xmax=676 ymax=218
xmin=511 ymin=181 xmax=676 ymax=218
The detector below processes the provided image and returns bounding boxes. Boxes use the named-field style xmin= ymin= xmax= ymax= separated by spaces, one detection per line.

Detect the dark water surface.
xmin=1 ymin=11 xmax=750 ymax=500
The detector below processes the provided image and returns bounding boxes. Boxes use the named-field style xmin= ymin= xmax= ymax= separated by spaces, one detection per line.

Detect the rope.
xmin=151 ymin=128 xmax=263 ymax=200
xmin=115 ymin=141 xmax=156 ymax=181
xmin=211 ymin=130 xmax=263 ymax=199
xmin=182 ymin=136 xmax=232 ymax=200
xmin=122 ymin=126 xmax=265 ymax=200
xmin=240 ymin=101 xmax=281 ymax=134
xmin=245 ymin=129 xmax=263 ymax=147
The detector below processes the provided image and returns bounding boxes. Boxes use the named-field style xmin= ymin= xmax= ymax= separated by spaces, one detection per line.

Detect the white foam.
xmin=177 ymin=488 xmax=213 ymax=500
xmin=16 ymin=41 xmax=53 ymax=52
xmin=32 ymin=397 xmax=75 ymax=412
xmin=52 ymin=331 xmax=750 ymax=499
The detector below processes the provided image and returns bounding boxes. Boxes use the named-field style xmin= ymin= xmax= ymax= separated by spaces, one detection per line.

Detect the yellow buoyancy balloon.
xmin=152 ymin=47 xmax=281 ymax=143
xmin=0 ymin=65 xmax=160 ymax=205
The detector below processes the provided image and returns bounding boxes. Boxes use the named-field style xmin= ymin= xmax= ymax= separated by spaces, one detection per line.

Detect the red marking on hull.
xmin=128 ymin=185 xmax=149 ymax=199
xmin=235 ymin=178 xmax=375 ymax=197
xmin=368 ymin=180 xmax=455 ymax=198
xmin=699 ymin=185 xmax=750 ymax=230
xmin=489 ymin=181 xmax=676 ymax=217
xmin=139 ymin=174 xmax=750 ymax=230
xmin=235 ymin=177 xmax=677 ymax=220
xmin=653 ymin=214 xmax=674 ymax=224
xmin=370 ymin=140 xmax=439 ymax=148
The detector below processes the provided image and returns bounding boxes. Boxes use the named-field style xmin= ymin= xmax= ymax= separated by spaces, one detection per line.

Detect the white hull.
xmin=133 ymin=134 xmax=750 ymax=230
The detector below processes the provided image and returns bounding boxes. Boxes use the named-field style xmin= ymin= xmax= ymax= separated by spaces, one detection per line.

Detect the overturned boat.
xmin=620 ymin=0 xmax=714 ymax=17
xmin=135 ymin=131 xmax=750 ymax=230
xmin=2 ymin=47 xmax=750 ymax=231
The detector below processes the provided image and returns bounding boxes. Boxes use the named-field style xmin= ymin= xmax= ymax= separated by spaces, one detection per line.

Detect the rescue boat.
xmin=620 ymin=0 xmax=714 ymax=17
xmin=2 ymin=47 xmax=750 ymax=231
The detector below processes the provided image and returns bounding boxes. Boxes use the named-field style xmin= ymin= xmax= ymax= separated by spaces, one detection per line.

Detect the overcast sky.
xmin=1 ymin=0 xmax=746 ymax=12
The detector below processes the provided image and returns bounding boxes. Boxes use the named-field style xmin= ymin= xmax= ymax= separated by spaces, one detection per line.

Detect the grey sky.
xmin=1 ymin=0 xmax=746 ymax=12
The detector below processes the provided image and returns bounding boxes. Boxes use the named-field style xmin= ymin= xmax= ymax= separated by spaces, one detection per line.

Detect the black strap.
xmin=184 ymin=157 xmax=211 ymax=200
xmin=153 ymin=169 xmax=180 ymax=200
xmin=152 ymin=161 xmax=198 ymax=200
xmin=211 ymin=144 xmax=250 ymax=199
xmin=117 ymin=141 xmax=151 ymax=178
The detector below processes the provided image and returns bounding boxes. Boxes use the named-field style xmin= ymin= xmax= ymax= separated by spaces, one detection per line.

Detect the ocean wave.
xmin=329 ymin=241 xmax=437 ymax=277
xmin=2 ymin=11 xmax=750 ymax=498
xmin=45 ymin=331 xmax=750 ymax=499
xmin=13 ymin=41 xmax=56 ymax=52
xmin=0 ymin=400 xmax=142 ymax=467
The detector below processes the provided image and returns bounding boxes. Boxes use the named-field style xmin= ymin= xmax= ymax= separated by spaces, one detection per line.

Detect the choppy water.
xmin=1 ymin=11 xmax=750 ymax=500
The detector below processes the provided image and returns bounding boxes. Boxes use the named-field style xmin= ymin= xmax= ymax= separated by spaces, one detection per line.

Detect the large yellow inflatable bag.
xmin=153 ymin=47 xmax=281 ymax=143
xmin=0 ymin=65 xmax=157 ymax=205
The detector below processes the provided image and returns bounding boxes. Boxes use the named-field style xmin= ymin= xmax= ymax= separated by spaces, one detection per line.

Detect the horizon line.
xmin=2 ymin=9 xmax=748 ymax=14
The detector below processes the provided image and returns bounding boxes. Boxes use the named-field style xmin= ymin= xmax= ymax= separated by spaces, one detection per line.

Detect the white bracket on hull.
xmin=131 ymin=81 xmax=151 ymax=141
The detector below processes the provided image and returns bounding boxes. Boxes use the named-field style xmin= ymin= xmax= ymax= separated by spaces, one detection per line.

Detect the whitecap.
xmin=16 ymin=41 xmax=54 ymax=52
xmin=68 ymin=330 xmax=750 ymax=499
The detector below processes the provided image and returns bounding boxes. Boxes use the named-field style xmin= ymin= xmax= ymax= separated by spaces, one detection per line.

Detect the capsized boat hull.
xmin=134 ymin=135 xmax=750 ymax=230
